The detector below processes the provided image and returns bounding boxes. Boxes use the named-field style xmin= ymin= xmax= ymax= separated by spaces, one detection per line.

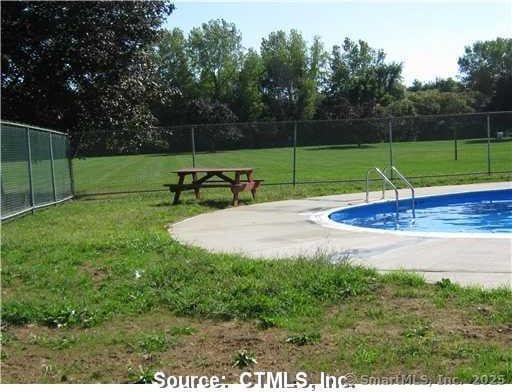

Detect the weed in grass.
xmin=365 ymin=307 xmax=384 ymax=320
xmin=286 ymin=333 xmax=321 ymax=346
xmin=403 ymin=325 xmax=431 ymax=338
xmin=41 ymin=363 xmax=59 ymax=381
xmin=30 ymin=334 xmax=77 ymax=350
xmin=383 ymin=271 xmax=426 ymax=287
xmin=453 ymin=345 xmax=512 ymax=383
xmin=168 ymin=326 xmax=197 ymax=336
xmin=137 ymin=333 xmax=171 ymax=353
xmin=2 ymin=302 xmax=38 ymax=326
xmin=436 ymin=278 xmax=455 ymax=290
xmin=450 ymin=345 xmax=473 ymax=359
xmin=433 ymin=296 xmax=447 ymax=308
xmin=42 ymin=307 xmax=98 ymax=329
xmin=90 ymin=370 xmax=103 ymax=381
xmin=329 ymin=312 xmax=357 ymax=330
xmin=354 ymin=346 xmax=379 ymax=366
xmin=392 ymin=288 xmax=425 ymax=298
xmin=0 ymin=331 xmax=15 ymax=344
xmin=394 ymin=341 xmax=429 ymax=358
xmin=396 ymin=336 xmax=440 ymax=360
xmin=2 ymin=300 xmax=99 ymax=328
xmin=256 ymin=316 xmax=277 ymax=330
xmin=232 ymin=350 xmax=257 ymax=369
xmin=130 ymin=366 xmax=156 ymax=384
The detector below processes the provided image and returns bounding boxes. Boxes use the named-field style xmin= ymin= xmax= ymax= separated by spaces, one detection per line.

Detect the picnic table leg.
xmin=192 ymin=173 xmax=200 ymax=200
xmin=172 ymin=174 xmax=185 ymax=205
xmin=247 ymin=171 xmax=256 ymax=200
xmin=231 ymin=172 xmax=242 ymax=206
xmin=231 ymin=189 xmax=240 ymax=206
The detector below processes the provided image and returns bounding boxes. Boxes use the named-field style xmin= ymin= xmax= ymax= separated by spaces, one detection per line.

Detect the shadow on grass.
xmin=145 ymin=150 xmax=218 ymax=158
xmin=151 ymin=199 xmax=233 ymax=209
xmin=463 ymin=138 xmax=512 ymax=145
xmin=302 ymin=144 xmax=376 ymax=151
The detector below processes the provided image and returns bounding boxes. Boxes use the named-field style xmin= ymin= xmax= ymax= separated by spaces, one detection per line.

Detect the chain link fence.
xmin=70 ymin=111 xmax=512 ymax=195
xmin=1 ymin=121 xmax=74 ymax=220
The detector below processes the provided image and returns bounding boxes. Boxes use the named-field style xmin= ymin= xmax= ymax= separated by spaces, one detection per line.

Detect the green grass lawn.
xmin=1 ymin=182 xmax=511 ymax=383
xmin=73 ymin=138 xmax=512 ymax=194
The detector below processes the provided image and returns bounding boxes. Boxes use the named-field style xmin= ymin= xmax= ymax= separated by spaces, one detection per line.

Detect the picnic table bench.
xmin=164 ymin=167 xmax=263 ymax=206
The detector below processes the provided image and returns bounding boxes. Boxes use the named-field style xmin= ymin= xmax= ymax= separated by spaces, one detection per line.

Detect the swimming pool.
xmin=328 ymin=188 xmax=512 ymax=235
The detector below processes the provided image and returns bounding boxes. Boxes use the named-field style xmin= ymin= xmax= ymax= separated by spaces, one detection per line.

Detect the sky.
xmin=165 ymin=1 xmax=511 ymax=86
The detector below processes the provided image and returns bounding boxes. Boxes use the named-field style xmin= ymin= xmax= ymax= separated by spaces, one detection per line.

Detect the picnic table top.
xmin=171 ymin=167 xmax=253 ymax=174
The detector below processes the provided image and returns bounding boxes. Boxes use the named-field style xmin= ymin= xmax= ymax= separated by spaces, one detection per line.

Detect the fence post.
xmin=67 ymin=138 xmax=76 ymax=197
xmin=191 ymin=126 xmax=196 ymax=168
xmin=49 ymin=133 xmax=57 ymax=202
xmin=453 ymin=129 xmax=458 ymax=161
xmin=388 ymin=118 xmax=393 ymax=179
xmin=486 ymin=114 xmax=491 ymax=175
xmin=26 ymin=127 xmax=35 ymax=212
xmin=292 ymin=122 xmax=297 ymax=187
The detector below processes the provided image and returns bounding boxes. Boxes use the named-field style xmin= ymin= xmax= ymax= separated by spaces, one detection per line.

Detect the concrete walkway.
xmin=169 ymin=182 xmax=512 ymax=288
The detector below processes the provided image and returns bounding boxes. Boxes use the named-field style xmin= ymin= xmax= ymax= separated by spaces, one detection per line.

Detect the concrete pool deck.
xmin=169 ymin=182 xmax=512 ymax=288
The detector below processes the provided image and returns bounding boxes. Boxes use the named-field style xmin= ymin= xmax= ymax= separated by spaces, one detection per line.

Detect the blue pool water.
xmin=329 ymin=188 xmax=512 ymax=234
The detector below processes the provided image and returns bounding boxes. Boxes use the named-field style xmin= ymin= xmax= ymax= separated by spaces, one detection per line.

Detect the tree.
xmin=384 ymin=89 xmax=476 ymax=117
xmin=234 ymin=49 xmax=265 ymax=122
xmin=186 ymin=98 xmax=239 ymax=152
xmin=408 ymin=77 xmax=464 ymax=93
xmin=260 ymin=30 xmax=324 ymax=120
xmin=187 ymin=19 xmax=243 ymax=103
xmin=458 ymin=38 xmax=512 ymax=110
xmin=152 ymin=28 xmax=195 ymax=126
xmin=427 ymin=77 xmax=464 ymax=93
xmin=322 ymin=38 xmax=403 ymax=118
xmin=384 ymin=98 xmax=417 ymax=117
xmin=1 ymin=1 xmax=174 ymax=155
xmin=491 ymin=72 xmax=512 ymax=111
xmin=409 ymin=79 xmax=424 ymax=92
xmin=409 ymin=90 xmax=474 ymax=115
xmin=305 ymin=36 xmax=327 ymax=118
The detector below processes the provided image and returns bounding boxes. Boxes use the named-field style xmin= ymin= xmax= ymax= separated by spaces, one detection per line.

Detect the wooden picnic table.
xmin=164 ymin=167 xmax=263 ymax=206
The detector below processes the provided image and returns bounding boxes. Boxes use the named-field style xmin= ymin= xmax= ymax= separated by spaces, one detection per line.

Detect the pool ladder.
xmin=365 ymin=166 xmax=416 ymax=220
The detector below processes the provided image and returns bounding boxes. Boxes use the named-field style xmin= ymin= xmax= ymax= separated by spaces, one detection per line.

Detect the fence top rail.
xmin=3 ymin=110 xmax=511 ymax=136
xmin=0 ymin=120 xmax=68 ymax=136
xmin=145 ymin=110 xmax=512 ymax=132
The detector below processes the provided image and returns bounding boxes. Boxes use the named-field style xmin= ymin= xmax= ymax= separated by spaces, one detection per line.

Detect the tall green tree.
xmin=153 ymin=28 xmax=195 ymax=125
xmin=322 ymin=38 xmax=403 ymax=118
xmin=187 ymin=19 xmax=243 ymax=103
xmin=458 ymin=37 xmax=512 ymax=110
xmin=305 ymin=36 xmax=327 ymax=118
xmin=260 ymin=30 xmax=324 ymax=120
xmin=1 ymin=1 xmax=174 ymax=154
xmin=157 ymin=28 xmax=195 ymax=98
xmin=234 ymin=49 xmax=265 ymax=122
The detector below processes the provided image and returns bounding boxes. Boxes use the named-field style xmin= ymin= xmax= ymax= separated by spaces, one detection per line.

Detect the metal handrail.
xmin=384 ymin=166 xmax=416 ymax=219
xmin=366 ymin=167 xmax=399 ymax=220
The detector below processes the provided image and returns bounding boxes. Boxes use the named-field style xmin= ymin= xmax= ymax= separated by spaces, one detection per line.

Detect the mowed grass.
xmin=73 ymin=138 xmax=512 ymax=194
xmin=2 ymin=183 xmax=512 ymax=383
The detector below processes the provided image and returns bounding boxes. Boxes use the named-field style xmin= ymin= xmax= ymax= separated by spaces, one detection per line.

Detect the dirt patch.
xmin=79 ymin=262 xmax=110 ymax=287
xmin=2 ymin=289 xmax=510 ymax=383
xmin=2 ymin=311 xmax=319 ymax=383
